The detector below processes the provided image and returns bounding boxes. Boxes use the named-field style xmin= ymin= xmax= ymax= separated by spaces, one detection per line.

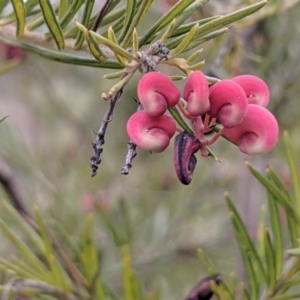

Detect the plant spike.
xmin=266 ymin=168 xmax=284 ymax=275
xmin=225 ymin=193 xmax=267 ymax=283
xmin=159 ymin=18 xmax=176 ymax=43
xmin=132 ymin=28 xmax=138 ymax=55
xmin=186 ymin=28 xmax=229 ymax=53
xmin=34 ymin=206 xmax=72 ymax=291
xmin=79 ymin=24 xmax=137 ymax=62
xmin=138 ymin=0 xmax=195 ymax=47
xmin=74 ymin=0 xmax=95 ymax=49
xmin=169 ymin=23 xmax=199 ymax=58
xmin=196 ymin=1 xmax=268 ymax=39
xmin=171 ymin=0 xmax=209 ymax=32
xmin=0 ymin=0 xmax=38 ymax=26
xmin=45 ymin=0 xmax=84 ymax=40
xmin=264 ymin=227 xmax=276 ymax=292
xmin=118 ymin=0 xmax=136 ymax=45
xmin=58 ymin=0 xmax=70 ymax=20
xmin=108 ymin=26 xmax=128 ymax=66
xmin=283 ymin=131 xmax=300 ymax=220
xmin=186 ymin=49 xmax=203 ymax=63
xmin=85 ymin=29 xmax=107 ymax=62
xmin=0 ymin=218 xmax=53 ymax=279
xmin=64 ymin=4 xmax=126 ymax=39
xmin=246 ymin=162 xmax=300 ymax=226
xmin=38 ymin=0 xmax=64 ymax=49
xmin=80 ymin=214 xmax=98 ymax=282
xmin=103 ymin=70 xmax=124 ymax=79
xmin=120 ymin=0 xmax=152 ymax=49
xmin=10 ymin=0 xmax=26 ymax=38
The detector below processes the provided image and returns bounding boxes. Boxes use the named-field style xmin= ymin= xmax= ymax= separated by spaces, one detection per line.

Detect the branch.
xmin=90 ymin=88 xmax=124 ymax=177
xmin=121 ymin=101 xmax=143 ymax=175
xmin=0 ymin=25 xmax=122 ymax=68
xmin=0 ymin=161 xmax=32 ymax=221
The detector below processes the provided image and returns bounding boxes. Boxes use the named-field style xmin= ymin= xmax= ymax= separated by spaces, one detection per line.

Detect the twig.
xmin=14 ymin=279 xmax=79 ymax=300
xmin=121 ymin=101 xmax=143 ymax=175
xmin=91 ymin=0 xmax=113 ymax=32
xmin=0 ymin=24 xmax=114 ymax=59
xmin=90 ymin=89 xmax=124 ymax=177
xmin=120 ymin=141 xmax=137 ymax=175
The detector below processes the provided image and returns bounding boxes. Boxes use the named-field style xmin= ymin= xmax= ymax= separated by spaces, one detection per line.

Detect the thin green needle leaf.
xmin=0 ymin=0 xmax=38 ymax=25
xmin=138 ymin=0 xmax=195 ymax=47
xmin=167 ymin=27 xmax=228 ymax=51
xmin=145 ymin=16 xmax=218 ymax=45
xmin=120 ymin=0 xmax=152 ymax=48
xmin=85 ymin=30 xmax=107 ymax=62
xmin=225 ymin=193 xmax=267 ymax=282
xmin=246 ymin=162 xmax=300 ymax=226
xmin=256 ymin=204 xmax=267 ymax=260
xmin=11 ymin=256 xmax=52 ymax=282
xmin=197 ymin=248 xmax=219 ymax=274
xmin=86 ymin=27 xmax=137 ymax=62
xmin=25 ymin=12 xmax=47 ymax=31
xmin=287 ymin=247 xmax=300 ymax=256
xmin=100 ymin=15 xmax=125 ymax=37
xmin=34 ymin=207 xmax=71 ymax=291
xmin=53 ymin=221 xmax=81 ymax=260
xmin=81 ymin=214 xmax=98 ymax=281
xmin=168 ymin=106 xmax=193 ymax=133
xmin=0 ymin=257 xmax=42 ymax=280
xmin=196 ymin=1 xmax=268 ymax=39
xmin=108 ymin=26 xmax=128 ymax=66
xmin=132 ymin=28 xmax=138 ymax=55
xmin=103 ymin=70 xmax=124 ymax=79
xmin=169 ymin=24 xmax=199 ymax=58
xmin=230 ymin=214 xmax=259 ymax=299
xmin=267 ymin=167 xmax=290 ymax=198
xmin=45 ymin=0 xmax=85 ymax=40
xmin=38 ymin=0 xmax=64 ymax=49
xmin=10 ymin=0 xmax=26 ymax=38
xmin=264 ymin=228 xmax=276 ymax=291
xmin=0 ymin=32 xmax=121 ymax=68
xmin=266 ymin=169 xmax=284 ymax=274
xmin=122 ymin=245 xmax=141 ymax=300
xmin=64 ymin=5 xmax=126 ymax=39
xmin=159 ymin=19 xmax=176 ymax=43
xmin=95 ymin=278 xmax=107 ymax=300
xmin=186 ymin=49 xmax=203 ymax=63
xmin=118 ymin=0 xmax=136 ymax=45
xmin=169 ymin=75 xmax=186 ymax=81
xmin=171 ymin=0 xmax=209 ymax=32
xmin=58 ymin=0 xmax=70 ymax=20
xmin=2 ymin=200 xmax=44 ymax=253
xmin=284 ymin=131 xmax=300 ymax=216
xmin=0 ymin=218 xmax=50 ymax=276
xmin=241 ymin=282 xmax=251 ymax=300
xmin=171 ymin=16 xmax=220 ymax=38
xmin=269 ymin=293 xmax=300 ymax=300
xmin=74 ymin=0 xmax=95 ymax=49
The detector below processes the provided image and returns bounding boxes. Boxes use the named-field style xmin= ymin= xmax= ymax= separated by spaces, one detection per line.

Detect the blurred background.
xmin=1 ymin=0 xmax=300 ymax=299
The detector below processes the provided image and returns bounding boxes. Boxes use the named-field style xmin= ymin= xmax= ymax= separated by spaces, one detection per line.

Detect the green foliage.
xmin=1 ymin=1 xmax=300 ymax=300
xmin=0 ymin=133 xmax=299 ymax=299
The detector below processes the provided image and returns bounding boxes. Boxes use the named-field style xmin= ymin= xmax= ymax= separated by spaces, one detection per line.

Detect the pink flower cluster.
xmin=126 ymin=71 xmax=279 ymax=184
